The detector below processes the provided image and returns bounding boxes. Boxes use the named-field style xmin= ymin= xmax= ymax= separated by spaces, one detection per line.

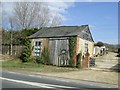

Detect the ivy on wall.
xmin=69 ymin=36 xmax=77 ymax=67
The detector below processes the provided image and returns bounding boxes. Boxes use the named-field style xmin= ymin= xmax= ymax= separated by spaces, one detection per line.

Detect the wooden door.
xmin=49 ymin=38 xmax=69 ymax=66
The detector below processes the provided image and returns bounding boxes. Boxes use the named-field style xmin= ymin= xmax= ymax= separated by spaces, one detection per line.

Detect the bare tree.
xmin=13 ymin=2 xmax=61 ymax=29
xmin=13 ymin=2 xmax=39 ymax=29
xmin=36 ymin=5 xmax=50 ymax=28
xmin=51 ymin=15 xmax=62 ymax=27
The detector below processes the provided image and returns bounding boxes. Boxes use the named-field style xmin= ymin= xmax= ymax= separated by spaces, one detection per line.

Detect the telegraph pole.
xmin=9 ymin=17 xmax=13 ymax=55
xmin=10 ymin=30 xmax=12 ymax=55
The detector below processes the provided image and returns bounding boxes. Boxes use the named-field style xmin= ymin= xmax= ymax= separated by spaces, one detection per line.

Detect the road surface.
xmin=1 ymin=71 xmax=118 ymax=90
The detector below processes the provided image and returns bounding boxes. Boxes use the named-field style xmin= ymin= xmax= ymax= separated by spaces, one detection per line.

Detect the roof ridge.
xmin=50 ymin=26 xmax=79 ymax=28
xmin=40 ymin=25 xmax=89 ymax=29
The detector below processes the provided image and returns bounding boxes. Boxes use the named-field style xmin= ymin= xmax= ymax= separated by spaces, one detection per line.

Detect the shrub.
xmin=40 ymin=47 xmax=51 ymax=65
xmin=21 ymin=38 xmax=32 ymax=62
xmin=35 ymin=56 xmax=44 ymax=64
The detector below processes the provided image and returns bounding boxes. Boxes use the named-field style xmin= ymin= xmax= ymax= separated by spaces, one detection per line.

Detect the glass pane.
xmin=38 ymin=41 xmax=41 ymax=46
xmin=35 ymin=41 xmax=41 ymax=46
xmin=35 ymin=42 xmax=37 ymax=46
xmin=34 ymin=41 xmax=41 ymax=56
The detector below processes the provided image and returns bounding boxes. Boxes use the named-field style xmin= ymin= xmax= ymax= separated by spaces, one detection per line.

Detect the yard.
xmin=93 ymin=52 xmax=119 ymax=70
xmin=94 ymin=52 xmax=118 ymax=62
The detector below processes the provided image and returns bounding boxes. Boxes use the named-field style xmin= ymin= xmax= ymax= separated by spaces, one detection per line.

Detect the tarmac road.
xmin=1 ymin=70 xmax=118 ymax=90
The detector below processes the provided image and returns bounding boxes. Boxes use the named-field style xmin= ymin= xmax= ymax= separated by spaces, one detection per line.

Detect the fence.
xmin=2 ymin=45 xmax=24 ymax=57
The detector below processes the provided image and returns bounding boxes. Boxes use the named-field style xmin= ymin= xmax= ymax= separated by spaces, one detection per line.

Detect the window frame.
xmin=85 ymin=42 xmax=88 ymax=53
xmin=34 ymin=40 xmax=41 ymax=56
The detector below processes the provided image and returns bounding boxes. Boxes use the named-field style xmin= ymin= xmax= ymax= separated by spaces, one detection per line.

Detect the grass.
xmin=1 ymin=59 xmax=78 ymax=73
xmin=2 ymin=59 xmax=39 ymax=68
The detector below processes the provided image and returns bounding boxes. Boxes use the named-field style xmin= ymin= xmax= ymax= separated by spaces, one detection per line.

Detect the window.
xmin=34 ymin=41 xmax=41 ymax=56
xmin=35 ymin=41 xmax=41 ymax=46
xmin=85 ymin=43 xmax=88 ymax=53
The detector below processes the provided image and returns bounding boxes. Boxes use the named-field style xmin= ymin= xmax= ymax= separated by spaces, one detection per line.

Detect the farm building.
xmin=29 ymin=25 xmax=94 ymax=66
xmin=93 ymin=46 xmax=107 ymax=57
xmin=93 ymin=46 xmax=101 ymax=57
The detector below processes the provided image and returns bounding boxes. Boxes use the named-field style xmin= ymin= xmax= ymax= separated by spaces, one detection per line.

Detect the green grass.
xmin=2 ymin=59 xmax=78 ymax=73
xmin=2 ymin=59 xmax=41 ymax=68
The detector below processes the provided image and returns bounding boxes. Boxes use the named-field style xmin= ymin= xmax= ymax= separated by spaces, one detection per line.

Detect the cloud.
xmin=2 ymin=1 xmax=75 ymax=22
xmin=2 ymin=1 xmax=75 ymax=19
xmin=2 ymin=1 xmax=76 ymax=29
xmin=1 ymin=0 xmax=119 ymax=2
xmin=45 ymin=1 xmax=75 ymax=21
xmin=1 ymin=0 xmax=76 ymax=2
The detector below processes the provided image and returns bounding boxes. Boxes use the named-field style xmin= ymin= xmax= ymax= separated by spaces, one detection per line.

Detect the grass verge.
xmin=2 ymin=59 xmax=78 ymax=73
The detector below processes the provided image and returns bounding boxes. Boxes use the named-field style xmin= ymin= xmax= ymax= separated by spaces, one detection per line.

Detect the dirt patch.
xmin=93 ymin=52 xmax=118 ymax=70
xmin=0 ymin=54 xmax=14 ymax=61
xmin=35 ymin=69 xmax=119 ymax=85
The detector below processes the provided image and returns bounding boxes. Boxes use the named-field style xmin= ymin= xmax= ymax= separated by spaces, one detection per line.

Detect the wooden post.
xmin=0 ymin=30 xmax=2 ymax=54
xmin=9 ymin=17 xmax=14 ymax=56
xmin=10 ymin=31 xmax=12 ymax=55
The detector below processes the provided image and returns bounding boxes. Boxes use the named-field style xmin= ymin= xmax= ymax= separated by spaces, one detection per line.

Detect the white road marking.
xmin=0 ymin=77 xmax=76 ymax=89
xmin=55 ymin=78 xmax=69 ymax=82
xmin=28 ymin=75 xmax=42 ymax=78
xmin=8 ymin=72 xmax=18 ymax=74
xmin=0 ymin=77 xmax=53 ymax=88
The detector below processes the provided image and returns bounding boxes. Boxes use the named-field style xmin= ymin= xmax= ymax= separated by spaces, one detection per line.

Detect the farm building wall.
xmin=76 ymin=37 xmax=94 ymax=58
xmin=31 ymin=36 xmax=94 ymax=66
xmin=31 ymin=38 xmax=49 ymax=56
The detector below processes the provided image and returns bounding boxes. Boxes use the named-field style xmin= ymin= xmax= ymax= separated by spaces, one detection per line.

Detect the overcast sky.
xmin=1 ymin=0 xmax=119 ymax=44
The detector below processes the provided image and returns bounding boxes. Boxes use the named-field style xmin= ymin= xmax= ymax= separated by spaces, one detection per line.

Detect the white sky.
xmin=1 ymin=0 xmax=120 ymax=2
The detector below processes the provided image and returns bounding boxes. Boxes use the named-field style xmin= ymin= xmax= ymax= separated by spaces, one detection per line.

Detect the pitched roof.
xmin=29 ymin=25 xmax=94 ymax=42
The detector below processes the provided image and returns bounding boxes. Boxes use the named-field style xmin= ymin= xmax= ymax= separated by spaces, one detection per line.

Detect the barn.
xmin=29 ymin=25 xmax=94 ymax=66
